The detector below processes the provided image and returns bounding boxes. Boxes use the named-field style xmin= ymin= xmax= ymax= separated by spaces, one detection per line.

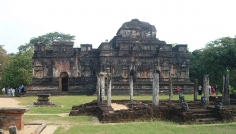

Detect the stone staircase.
xmin=184 ymin=101 xmax=221 ymax=124
xmin=230 ymin=94 xmax=236 ymax=105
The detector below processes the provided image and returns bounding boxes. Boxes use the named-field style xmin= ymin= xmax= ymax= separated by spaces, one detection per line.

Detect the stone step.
xmin=193 ymin=113 xmax=218 ymax=118
xmin=196 ymin=118 xmax=219 ymax=122
xmin=195 ymin=118 xmax=221 ymax=124
xmin=188 ymin=109 xmax=215 ymax=112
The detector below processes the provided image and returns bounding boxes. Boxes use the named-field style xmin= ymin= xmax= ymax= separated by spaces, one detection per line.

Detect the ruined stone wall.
xmin=29 ymin=19 xmax=193 ymax=95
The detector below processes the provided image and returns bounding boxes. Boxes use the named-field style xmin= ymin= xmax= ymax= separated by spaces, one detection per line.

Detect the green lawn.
xmin=14 ymin=95 xmax=236 ymax=134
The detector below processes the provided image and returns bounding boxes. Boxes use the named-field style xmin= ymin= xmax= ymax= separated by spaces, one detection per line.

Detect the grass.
xmin=15 ymin=95 xmax=96 ymax=114
xmin=54 ymin=121 xmax=236 ymax=134
xmin=13 ymin=94 xmax=236 ymax=134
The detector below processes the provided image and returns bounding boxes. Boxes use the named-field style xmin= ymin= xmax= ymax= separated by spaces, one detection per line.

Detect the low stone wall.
xmin=69 ymin=100 xmax=236 ymax=124
xmin=0 ymin=108 xmax=29 ymax=130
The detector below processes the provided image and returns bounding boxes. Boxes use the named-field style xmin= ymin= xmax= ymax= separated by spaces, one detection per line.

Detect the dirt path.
xmin=0 ymin=97 xmax=23 ymax=107
xmin=0 ymin=97 xmax=58 ymax=134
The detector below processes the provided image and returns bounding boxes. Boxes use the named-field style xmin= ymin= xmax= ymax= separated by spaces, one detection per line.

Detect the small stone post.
xmin=130 ymin=75 xmax=133 ymax=101
xmin=169 ymin=77 xmax=173 ymax=100
xmin=97 ymin=75 xmax=101 ymax=104
xmin=222 ymin=74 xmax=230 ymax=105
xmin=152 ymin=72 xmax=159 ymax=106
xmin=9 ymin=126 xmax=17 ymax=134
xmin=194 ymin=79 xmax=198 ymax=101
xmin=203 ymin=75 xmax=209 ymax=104
xmin=179 ymin=93 xmax=185 ymax=105
xmin=107 ymin=73 xmax=111 ymax=106
xmin=100 ymin=72 xmax=105 ymax=104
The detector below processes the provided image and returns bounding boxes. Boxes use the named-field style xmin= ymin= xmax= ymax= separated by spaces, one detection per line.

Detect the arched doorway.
xmin=59 ymin=72 xmax=69 ymax=92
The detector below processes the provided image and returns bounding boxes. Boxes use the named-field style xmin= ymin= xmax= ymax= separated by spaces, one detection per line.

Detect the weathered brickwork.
xmin=27 ymin=19 xmax=192 ymax=95
xmin=0 ymin=108 xmax=29 ymax=130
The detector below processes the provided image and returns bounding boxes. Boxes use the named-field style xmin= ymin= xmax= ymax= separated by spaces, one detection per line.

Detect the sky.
xmin=0 ymin=0 xmax=236 ymax=53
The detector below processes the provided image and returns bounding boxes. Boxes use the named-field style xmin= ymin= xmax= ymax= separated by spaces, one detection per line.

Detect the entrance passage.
xmin=60 ymin=72 xmax=68 ymax=92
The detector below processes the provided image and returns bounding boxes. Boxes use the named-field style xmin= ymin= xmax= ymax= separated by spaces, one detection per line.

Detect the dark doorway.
xmin=60 ymin=72 xmax=69 ymax=92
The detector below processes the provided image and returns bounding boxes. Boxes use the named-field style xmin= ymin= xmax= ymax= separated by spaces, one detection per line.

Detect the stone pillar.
xmin=9 ymin=126 xmax=17 ymax=134
xmin=130 ymin=75 xmax=133 ymax=101
xmin=152 ymin=73 xmax=159 ymax=106
xmin=179 ymin=93 xmax=185 ymax=105
xmin=107 ymin=73 xmax=112 ymax=106
xmin=203 ymin=75 xmax=209 ymax=104
xmin=97 ymin=75 xmax=101 ymax=104
xmin=169 ymin=77 xmax=173 ymax=100
xmin=0 ymin=129 xmax=3 ymax=134
xmin=201 ymin=96 xmax=207 ymax=107
xmin=194 ymin=79 xmax=198 ymax=101
xmin=222 ymin=74 xmax=230 ymax=105
xmin=100 ymin=72 xmax=105 ymax=104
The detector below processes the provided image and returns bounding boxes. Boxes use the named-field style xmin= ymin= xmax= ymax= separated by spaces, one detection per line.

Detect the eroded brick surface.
xmin=0 ymin=108 xmax=29 ymax=130
xmin=28 ymin=19 xmax=192 ymax=95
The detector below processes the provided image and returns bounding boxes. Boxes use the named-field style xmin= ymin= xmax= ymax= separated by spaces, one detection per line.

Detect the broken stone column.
xmin=97 ymin=75 xmax=101 ymax=104
xmin=0 ymin=129 xmax=3 ymax=134
xmin=201 ymin=96 xmax=207 ymax=107
xmin=100 ymin=72 xmax=105 ymax=104
xmin=152 ymin=72 xmax=159 ymax=106
xmin=194 ymin=79 xmax=198 ymax=101
xmin=107 ymin=73 xmax=111 ymax=106
xmin=169 ymin=77 xmax=173 ymax=100
xmin=179 ymin=93 xmax=185 ymax=105
xmin=9 ymin=126 xmax=17 ymax=134
xmin=130 ymin=75 xmax=133 ymax=101
xmin=203 ymin=75 xmax=209 ymax=104
xmin=222 ymin=74 xmax=230 ymax=105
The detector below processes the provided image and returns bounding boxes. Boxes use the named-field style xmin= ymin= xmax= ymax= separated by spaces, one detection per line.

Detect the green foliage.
xmin=229 ymin=85 xmax=235 ymax=94
xmin=0 ymin=46 xmax=8 ymax=88
xmin=189 ymin=37 xmax=236 ymax=91
xmin=30 ymin=32 xmax=75 ymax=50
xmin=1 ymin=43 xmax=33 ymax=88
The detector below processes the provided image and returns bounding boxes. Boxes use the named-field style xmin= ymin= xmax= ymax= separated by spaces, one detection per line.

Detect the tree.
xmin=2 ymin=43 xmax=33 ymax=88
xmin=189 ymin=49 xmax=204 ymax=85
xmin=189 ymin=37 xmax=236 ymax=92
xmin=0 ymin=45 xmax=9 ymax=87
xmin=29 ymin=32 xmax=75 ymax=50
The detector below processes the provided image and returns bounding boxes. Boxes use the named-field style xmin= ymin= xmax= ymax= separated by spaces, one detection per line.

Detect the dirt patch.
xmin=0 ymin=97 xmax=23 ymax=107
xmin=111 ymin=103 xmax=128 ymax=111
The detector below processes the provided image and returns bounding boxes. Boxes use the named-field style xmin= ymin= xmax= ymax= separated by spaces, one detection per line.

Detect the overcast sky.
xmin=1 ymin=0 xmax=236 ymax=53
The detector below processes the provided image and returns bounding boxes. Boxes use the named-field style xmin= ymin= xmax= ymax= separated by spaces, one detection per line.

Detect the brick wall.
xmin=0 ymin=108 xmax=29 ymax=130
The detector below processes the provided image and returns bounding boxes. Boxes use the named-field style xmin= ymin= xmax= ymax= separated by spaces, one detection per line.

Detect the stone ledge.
xmin=0 ymin=108 xmax=29 ymax=113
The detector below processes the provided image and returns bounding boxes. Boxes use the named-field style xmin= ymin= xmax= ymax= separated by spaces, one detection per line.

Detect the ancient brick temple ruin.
xmin=27 ymin=19 xmax=192 ymax=95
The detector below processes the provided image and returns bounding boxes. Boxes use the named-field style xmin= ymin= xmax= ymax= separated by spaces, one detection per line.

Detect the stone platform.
xmin=33 ymin=94 xmax=59 ymax=106
xmin=69 ymin=97 xmax=236 ymax=124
